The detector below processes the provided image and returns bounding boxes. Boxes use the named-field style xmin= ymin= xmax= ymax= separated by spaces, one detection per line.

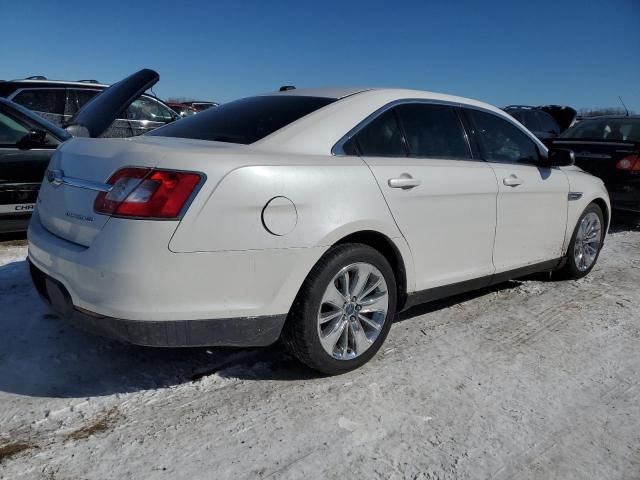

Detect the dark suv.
xmin=0 ymin=76 xmax=179 ymax=137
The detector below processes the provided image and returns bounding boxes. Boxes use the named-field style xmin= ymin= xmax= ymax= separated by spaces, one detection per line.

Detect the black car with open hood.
xmin=0 ymin=69 xmax=163 ymax=232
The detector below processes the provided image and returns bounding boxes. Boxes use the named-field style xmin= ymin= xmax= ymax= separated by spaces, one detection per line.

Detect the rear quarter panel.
xmin=169 ymin=154 xmax=404 ymax=251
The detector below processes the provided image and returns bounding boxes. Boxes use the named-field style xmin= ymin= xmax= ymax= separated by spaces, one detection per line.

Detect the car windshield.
xmin=561 ymin=118 xmax=640 ymax=142
xmin=147 ymin=95 xmax=335 ymax=144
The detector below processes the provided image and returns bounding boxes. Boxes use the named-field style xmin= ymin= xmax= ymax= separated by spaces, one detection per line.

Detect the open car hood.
xmin=539 ymin=105 xmax=577 ymax=132
xmin=64 ymin=68 xmax=159 ymax=138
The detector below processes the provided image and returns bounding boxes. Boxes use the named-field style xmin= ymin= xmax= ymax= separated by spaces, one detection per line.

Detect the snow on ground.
xmin=1 ymin=222 xmax=640 ymax=479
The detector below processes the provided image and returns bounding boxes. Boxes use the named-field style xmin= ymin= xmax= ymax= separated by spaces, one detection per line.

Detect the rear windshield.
xmin=148 ymin=95 xmax=335 ymax=144
xmin=561 ymin=118 xmax=640 ymax=142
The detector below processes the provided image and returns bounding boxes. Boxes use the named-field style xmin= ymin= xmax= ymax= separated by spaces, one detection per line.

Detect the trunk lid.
xmin=539 ymin=105 xmax=577 ymax=132
xmin=549 ymin=139 xmax=640 ymax=182
xmin=37 ymin=135 xmax=248 ymax=246
xmin=37 ymin=137 xmax=161 ymax=246
xmin=65 ymin=69 xmax=159 ymax=138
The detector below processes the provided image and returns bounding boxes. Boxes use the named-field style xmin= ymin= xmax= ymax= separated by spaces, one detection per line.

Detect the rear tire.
xmin=556 ymin=203 xmax=605 ymax=279
xmin=282 ymin=243 xmax=397 ymax=375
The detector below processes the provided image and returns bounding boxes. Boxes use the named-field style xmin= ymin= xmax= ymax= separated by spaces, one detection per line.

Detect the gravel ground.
xmin=0 ymin=220 xmax=639 ymax=480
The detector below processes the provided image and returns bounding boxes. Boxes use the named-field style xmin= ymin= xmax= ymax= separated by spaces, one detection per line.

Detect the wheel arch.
xmin=333 ymin=230 xmax=411 ymax=311
xmin=591 ymin=197 xmax=610 ymax=233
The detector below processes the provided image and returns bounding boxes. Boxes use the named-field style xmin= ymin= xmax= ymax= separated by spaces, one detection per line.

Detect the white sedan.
xmin=28 ymin=70 xmax=609 ymax=374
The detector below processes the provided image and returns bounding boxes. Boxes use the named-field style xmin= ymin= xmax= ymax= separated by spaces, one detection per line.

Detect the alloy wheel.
xmin=317 ymin=262 xmax=389 ymax=360
xmin=574 ymin=212 xmax=602 ymax=271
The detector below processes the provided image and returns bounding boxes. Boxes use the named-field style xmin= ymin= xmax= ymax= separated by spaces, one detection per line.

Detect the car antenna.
xmin=618 ymin=96 xmax=630 ymax=117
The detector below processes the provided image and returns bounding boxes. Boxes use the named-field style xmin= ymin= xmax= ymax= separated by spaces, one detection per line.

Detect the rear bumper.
xmin=29 ymin=259 xmax=287 ymax=347
xmin=27 ymin=210 xmax=326 ymax=346
xmin=0 ymin=215 xmax=31 ymax=233
xmin=608 ymin=183 xmax=640 ymax=213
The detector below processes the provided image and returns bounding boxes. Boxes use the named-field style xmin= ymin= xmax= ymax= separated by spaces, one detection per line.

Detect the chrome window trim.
xmin=332 ymin=98 xmax=541 ymax=158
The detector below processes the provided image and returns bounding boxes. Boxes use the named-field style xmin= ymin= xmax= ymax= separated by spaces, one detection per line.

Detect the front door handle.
xmin=503 ymin=174 xmax=524 ymax=187
xmin=388 ymin=174 xmax=422 ymax=189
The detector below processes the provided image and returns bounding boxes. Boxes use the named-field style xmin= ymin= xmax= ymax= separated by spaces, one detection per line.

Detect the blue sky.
xmin=3 ymin=0 xmax=639 ymax=111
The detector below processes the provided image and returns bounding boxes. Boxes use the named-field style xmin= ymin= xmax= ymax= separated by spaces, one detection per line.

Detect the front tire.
xmin=282 ymin=243 xmax=397 ymax=375
xmin=556 ymin=203 xmax=605 ymax=279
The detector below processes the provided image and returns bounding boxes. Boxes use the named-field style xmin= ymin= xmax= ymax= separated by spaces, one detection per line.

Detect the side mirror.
xmin=541 ymin=148 xmax=575 ymax=167
xmin=16 ymin=129 xmax=47 ymax=150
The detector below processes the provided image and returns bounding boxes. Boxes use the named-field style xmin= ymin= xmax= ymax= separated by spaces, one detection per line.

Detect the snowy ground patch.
xmin=1 ymin=222 xmax=640 ymax=479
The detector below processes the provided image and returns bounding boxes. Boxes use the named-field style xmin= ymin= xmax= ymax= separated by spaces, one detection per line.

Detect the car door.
xmin=464 ymin=108 xmax=569 ymax=273
xmin=0 ymin=105 xmax=58 ymax=218
xmin=348 ymin=102 xmax=498 ymax=292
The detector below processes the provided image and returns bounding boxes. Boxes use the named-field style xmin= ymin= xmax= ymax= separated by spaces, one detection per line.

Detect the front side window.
xmin=350 ymin=109 xmax=406 ymax=157
xmin=0 ymin=110 xmax=29 ymax=145
xmin=13 ymin=89 xmax=65 ymax=115
xmin=467 ymin=109 xmax=540 ymax=163
xmin=395 ymin=103 xmax=471 ymax=159
xmin=149 ymin=95 xmax=335 ymax=144
xmin=126 ymin=96 xmax=175 ymax=122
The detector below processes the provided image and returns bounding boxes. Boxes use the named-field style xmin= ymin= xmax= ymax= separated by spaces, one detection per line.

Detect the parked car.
xmin=548 ymin=116 xmax=640 ymax=213
xmin=181 ymin=101 xmax=219 ymax=112
xmin=28 ymin=70 xmax=610 ymax=374
xmin=0 ymin=98 xmax=70 ymax=233
xmin=0 ymin=77 xmax=180 ymax=137
xmin=167 ymin=102 xmax=196 ymax=117
xmin=504 ymin=105 xmax=577 ymax=142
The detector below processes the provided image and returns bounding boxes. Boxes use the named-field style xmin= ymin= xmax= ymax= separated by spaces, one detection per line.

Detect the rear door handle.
xmin=503 ymin=174 xmax=524 ymax=187
xmin=388 ymin=174 xmax=421 ymax=189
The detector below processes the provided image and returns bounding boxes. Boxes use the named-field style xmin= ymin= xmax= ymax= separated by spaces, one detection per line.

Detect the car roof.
xmin=504 ymin=105 xmax=539 ymax=110
xmin=579 ymin=115 xmax=640 ymax=120
xmin=0 ymin=79 xmax=171 ymax=106
xmin=2 ymin=79 xmax=110 ymax=88
xmin=255 ymin=87 xmax=544 ymax=155
xmin=268 ymin=87 xmax=373 ymax=99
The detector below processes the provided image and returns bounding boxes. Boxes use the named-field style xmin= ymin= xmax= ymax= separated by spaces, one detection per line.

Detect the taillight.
xmin=94 ymin=167 xmax=202 ymax=219
xmin=616 ymin=155 xmax=640 ymax=172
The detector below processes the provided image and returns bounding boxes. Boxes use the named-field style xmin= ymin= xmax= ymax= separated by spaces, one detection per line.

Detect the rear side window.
xmin=75 ymin=89 xmax=100 ymax=110
xmin=395 ymin=103 xmax=470 ymax=159
xmin=149 ymin=95 xmax=335 ymax=144
xmin=13 ymin=89 xmax=65 ymax=114
xmin=350 ymin=109 xmax=406 ymax=157
xmin=65 ymin=89 xmax=100 ymax=115
xmin=467 ymin=109 xmax=540 ymax=163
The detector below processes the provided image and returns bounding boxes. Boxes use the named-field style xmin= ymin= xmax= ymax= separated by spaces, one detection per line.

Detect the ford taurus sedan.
xmin=28 ymin=70 xmax=610 ymax=374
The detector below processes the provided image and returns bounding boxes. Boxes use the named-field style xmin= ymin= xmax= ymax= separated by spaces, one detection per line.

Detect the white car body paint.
xmin=27 ymin=87 xmax=610 ymax=345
